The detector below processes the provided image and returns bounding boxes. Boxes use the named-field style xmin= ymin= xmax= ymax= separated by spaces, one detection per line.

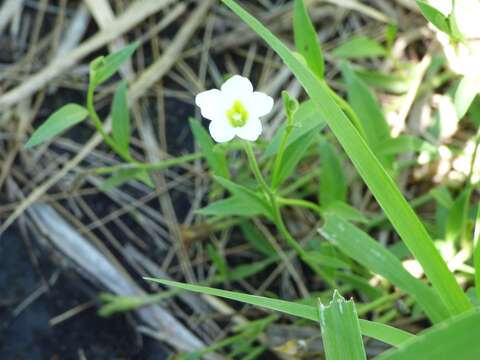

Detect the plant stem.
xmin=243 ymin=141 xmax=335 ymax=287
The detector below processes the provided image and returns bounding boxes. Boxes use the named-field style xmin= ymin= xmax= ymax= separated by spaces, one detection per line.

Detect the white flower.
xmin=195 ymin=75 xmax=274 ymax=143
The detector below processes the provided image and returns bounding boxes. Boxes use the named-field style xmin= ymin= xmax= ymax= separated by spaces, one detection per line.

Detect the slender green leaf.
xmin=214 ymin=176 xmax=272 ymax=219
xmin=264 ymin=100 xmax=326 ymax=157
xmin=455 ymin=74 xmax=480 ymax=119
xmin=90 ymin=42 xmax=139 ymax=88
xmin=319 ymin=291 xmax=367 ymax=360
xmin=25 ymin=104 xmax=88 ymax=148
xmin=446 ymin=188 xmax=472 ymax=243
xmin=375 ymin=309 xmax=480 ymax=360
xmin=146 ymin=278 xmax=414 ymax=347
xmin=319 ymin=214 xmax=450 ymax=323
xmin=319 ymin=138 xmax=347 ymax=205
xmin=323 ymin=201 xmax=368 ymax=224
xmin=333 ymin=36 xmax=387 ymax=59
xmin=221 ymin=0 xmax=472 ymax=316
xmin=197 ymin=196 xmax=265 ymax=217
xmin=189 ymin=118 xmax=229 ymax=178
xmin=101 ymin=168 xmax=153 ymax=190
xmin=293 ymin=0 xmax=324 ymax=79
xmin=272 ymin=129 xmax=317 ymax=188
xmin=240 ymin=221 xmax=275 ymax=256
xmin=416 ymin=0 xmax=450 ymax=34
xmin=111 ymin=81 xmax=130 ymax=153
xmin=341 ymin=62 xmax=391 ymax=153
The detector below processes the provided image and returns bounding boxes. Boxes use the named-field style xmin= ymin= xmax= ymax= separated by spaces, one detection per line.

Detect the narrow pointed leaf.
xmin=145 ymin=278 xmax=414 ymax=347
xmin=111 ymin=81 xmax=130 ymax=153
xmin=25 ymin=104 xmax=88 ymax=148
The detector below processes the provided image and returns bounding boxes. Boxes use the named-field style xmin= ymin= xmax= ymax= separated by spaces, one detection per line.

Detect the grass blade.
xmin=293 ymin=0 xmax=324 ymax=79
xmin=319 ymin=214 xmax=450 ymax=323
xmin=374 ymin=310 xmax=480 ymax=360
xmin=145 ymin=278 xmax=414 ymax=348
xmin=221 ymin=0 xmax=472 ymax=317
xmin=319 ymin=291 xmax=367 ymax=360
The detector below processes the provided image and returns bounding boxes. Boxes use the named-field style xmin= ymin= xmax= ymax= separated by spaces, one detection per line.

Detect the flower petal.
xmin=195 ymin=89 xmax=224 ymax=121
xmin=209 ymin=119 xmax=236 ymax=143
xmin=221 ymin=75 xmax=253 ymax=101
xmin=245 ymin=91 xmax=274 ymax=118
xmin=235 ymin=117 xmax=262 ymax=141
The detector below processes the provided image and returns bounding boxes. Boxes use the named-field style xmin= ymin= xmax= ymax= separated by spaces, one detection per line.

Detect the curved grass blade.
xmin=221 ymin=0 xmax=472 ymax=317
xmin=374 ymin=309 xmax=480 ymax=360
xmin=319 ymin=214 xmax=450 ymax=323
xmin=145 ymin=278 xmax=415 ymax=348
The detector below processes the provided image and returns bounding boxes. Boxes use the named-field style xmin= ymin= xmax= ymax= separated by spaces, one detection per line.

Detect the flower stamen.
xmin=226 ymin=100 xmax=249 ymax=127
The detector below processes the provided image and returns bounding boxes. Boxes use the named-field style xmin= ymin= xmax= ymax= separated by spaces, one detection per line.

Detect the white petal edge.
xmin=245 ymin=91 xmax=274 ymax=118
xmin=235 ymin=117 xmax=262 ymax=141
xmin=195 ymin=89 xmax=224 ymax=121
xmin=221 ymin=75 xmax=253 ymax=101
xmin=209 ymin=119 xmax=236 ymax=143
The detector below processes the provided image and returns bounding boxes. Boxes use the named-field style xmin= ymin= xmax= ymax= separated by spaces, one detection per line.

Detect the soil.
xmin=0 ymin=228 xmax=168 ymax=360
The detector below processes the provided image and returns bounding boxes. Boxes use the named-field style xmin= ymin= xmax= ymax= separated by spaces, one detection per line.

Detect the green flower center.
xmin=226 ymin=100 xmax=248 ymax=127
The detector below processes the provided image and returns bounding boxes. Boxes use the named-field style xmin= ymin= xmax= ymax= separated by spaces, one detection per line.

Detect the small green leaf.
xmin=189 ymin=118 xmax=229 ymax=178
xmin=101 ymin=168 xmax=153 ymax=191
xmin=271 ymin=129 xmax=317 ymax=188
xmin=323 ymin=201 xmax=368 ymax=224
xmin=445 ymin=188 xmax=472 ymax=243
xmin=333 ymin=36 xmax=387 ymax=59
xmin=416 ymin=0 xmax=450 ymax=34
xmin=319 ymin=138 xmax=347 ymax=206
xmin=318 ymin=291 xmax=367 ymax=360
xmin=264 ymin=100 xmax=326 ymax=158
xmin=240 ymin=221 xmax=275 ymax=256
xmin=293 ymin=0 xmax=324 ymax=79
xmin=196 ymin=196 xmax=265 ymax=217
xmin=214 ymin=176 xmax=273 ymax=219
xmin=90 ymin=42 xmax=139 ymax=89
xmin=25 ymin=104 xmax=88 ymax=148
xmin=111 ymin=81 xmax=130 ymax=153
xmin=455 ymin=75 xmax=480 ymax=119
xmin=146 ymin=278 xmax=415 ymax=347
xmin=354 ymin=68 xmax=411 ymax=94
xmin=341 ymin=62 xmax=391 ymax=153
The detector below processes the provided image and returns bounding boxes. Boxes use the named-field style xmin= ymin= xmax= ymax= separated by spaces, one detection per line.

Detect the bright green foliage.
xmin=318 ymin=291 xmax=367 ymax=360
xmin=221 ymin=0 xmax=472 ymax=316
xmin=25 ymin=104 xmax=88 ymax=148
xmin=445 ymin=188 xmax=472 ymax=243
xmin=265 ymin=100 xmax=326 ymax=157
xmin=319 ymin=214 xmax=450 ymax=323
xmin=189 ymin=118 xmax=229 ymax=178
xmin=333 ymin=36 xmax=387 ymax=59
xmin=416 ymin=0 xmax=450 ymax=34
xmin=474 ymin=208 xmax=480 ymax=300
xmin=341 ymin=62 xmax=391 ymax=156
xmin=319 ymin=138 xmax=347 ymax=206
xmin=196 ymin=196 xmax=265 ymax=217
xmin=111 ymin=81 xmax=130 ymax=154
xmin=89 ymin=42 xmax=139 ymax=89
xmin=375 ymin=310 xmax=480 ymax=360
xmin=145 ymin=278 xmax=415 ymax=348
xmin=293 ymin=0 xmax=324 ymax=79
xmin=377 ymin=135 xmax=437 ymax=156
xmin=213 ymin=176 xmax=272 ymax=219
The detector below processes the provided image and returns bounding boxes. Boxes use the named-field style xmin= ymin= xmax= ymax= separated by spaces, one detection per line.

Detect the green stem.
xmin=243 ymin=141 xmax=335 ymax=287
xmin=277 ymin=196 xmax=322 ymax=216
xmin=93 ymin=152 xmax=202 ymax=175
xmin=86 ymin=84 xmax=133 ymax=163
